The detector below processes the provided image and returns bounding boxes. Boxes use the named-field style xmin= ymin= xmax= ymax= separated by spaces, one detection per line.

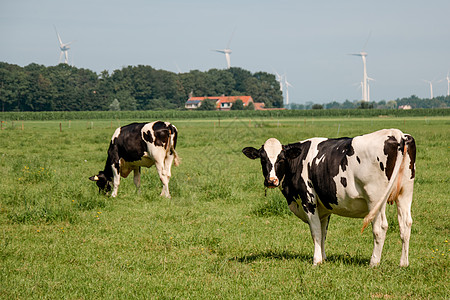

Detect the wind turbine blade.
xmin=174 ymin=61 xmax=181 ymax=74
xmin=362 ymin=30 xmax=372 ymax=51
xmin=53 ymin=25 xmax=64 ymax=45
xmin=272 ymin=69 xmax=282 ymax=81
xmin=226 ymin=27 xmax=236 ymax=49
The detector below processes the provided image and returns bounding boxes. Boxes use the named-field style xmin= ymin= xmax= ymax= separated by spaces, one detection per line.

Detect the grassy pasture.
xmin=0 ymin=116 xmax=448 ymax=299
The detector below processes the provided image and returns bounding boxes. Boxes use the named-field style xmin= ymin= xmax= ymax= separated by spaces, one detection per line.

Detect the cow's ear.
xmin=284 ymin=145 xmax=302 ymax=159
xmin=242 ymin=147 xmax=260 ymax=159
xmin=89 ymin=175 xmax=99 ymax=181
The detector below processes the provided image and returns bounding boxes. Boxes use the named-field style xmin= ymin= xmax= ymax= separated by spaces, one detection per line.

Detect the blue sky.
xmin=1 ymin=0 xmax=449 ymax=104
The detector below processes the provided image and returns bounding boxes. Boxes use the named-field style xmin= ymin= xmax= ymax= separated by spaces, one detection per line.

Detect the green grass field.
xmin=0 ymin=116 xmax=448 ymax=299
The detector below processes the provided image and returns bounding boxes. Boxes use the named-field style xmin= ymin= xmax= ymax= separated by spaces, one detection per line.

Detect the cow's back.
xmin=111 ymin=123 xmax=147 ymax=163
xmin=299 ymin=129 xmax=412 ymax=217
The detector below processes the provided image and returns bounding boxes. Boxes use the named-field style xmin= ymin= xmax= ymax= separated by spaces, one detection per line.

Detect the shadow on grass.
xmin=232 ymin=250 xmax=370 ymax=266
xmin=233 ymin=250 xmax=311 ymax=263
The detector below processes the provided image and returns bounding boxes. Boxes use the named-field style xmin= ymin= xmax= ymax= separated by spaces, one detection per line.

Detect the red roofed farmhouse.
xmin=185 ymin=95 xmax=255 ymax=110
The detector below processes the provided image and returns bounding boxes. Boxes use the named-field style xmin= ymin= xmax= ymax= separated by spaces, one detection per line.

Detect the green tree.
xmin=109 ymin=99 xmax=120 ymax=111
xmin=245 ymin=101 xmax=255 ymax=110
xmin=312 ymin=104 xmax=323 ymax=109
xmin=114 ymin=90 xmax=136 ymax=111
xmin=198 ymin=99 xmax=216 ymax=110
xmin=231 ymin=99 xmax=244 ymax=110
xmin=386 ymin=100 xmax=397 ymax=109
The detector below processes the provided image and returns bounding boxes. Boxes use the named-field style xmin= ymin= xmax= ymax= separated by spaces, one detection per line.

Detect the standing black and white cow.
xmin=243 ymin=129 xmax=416 ymax=267
xmin=90 ymin=121 xmax=180 ymax=198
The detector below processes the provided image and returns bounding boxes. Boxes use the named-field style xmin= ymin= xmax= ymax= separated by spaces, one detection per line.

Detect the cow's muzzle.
xmin=266 ymin=177 xmax=279 ymax=188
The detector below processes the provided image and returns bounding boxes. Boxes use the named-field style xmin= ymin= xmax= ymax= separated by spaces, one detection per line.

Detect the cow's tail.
xmin=172 ymin=148 xmax=180 ymax=166
xmin=169 ymin=125 xmax=180 ymax=167
xmin=361 ymin=136 xmax=409 ymax=233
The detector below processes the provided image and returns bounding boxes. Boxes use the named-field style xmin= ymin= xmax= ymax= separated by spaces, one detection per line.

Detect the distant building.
xmin=253 ymin=102 xmax=265 ymax=110
xmin=185 ymin=99 xmax=203 ymax=109
xmin=399 ymin=105 xmax=412 ymax=110
xmin=185 ymin=95 xmax=287 ymax=111
xmin=185 ymin=95 xmax=255 ymax=110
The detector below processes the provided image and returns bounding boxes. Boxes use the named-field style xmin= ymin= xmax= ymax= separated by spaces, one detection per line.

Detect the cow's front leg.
xmin=133 ymin=167 xmax=141 ymax=194
xmin=309 ymin=214 xmax=324 ymax=265
xmin=111 ymin=164 xmax=120 ymax=197
xmin=370 ymin=204 xmax=388 ymax=267
xmin=155 ymin=161 xmax=170 ymax=198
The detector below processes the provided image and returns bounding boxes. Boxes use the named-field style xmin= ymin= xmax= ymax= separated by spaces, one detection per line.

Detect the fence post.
xmin=60 ymin=122 xmax=62 ymax=132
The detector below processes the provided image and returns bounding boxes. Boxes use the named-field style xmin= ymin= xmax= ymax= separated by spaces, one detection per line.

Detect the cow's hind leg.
xmin=164 ymin=152 xmax=174 ymax=179
xmin=370 ymin=203 xmax=388 ymax=267
xmin=320 ymin=215 xmax=331 ymax=261
xmin=396 ymin=187 xmax=413 ymax=267
xmin=308 ymin=214 xmax=324 ymax=265
xmin=133 ymin=167 xmax=141 ymax=194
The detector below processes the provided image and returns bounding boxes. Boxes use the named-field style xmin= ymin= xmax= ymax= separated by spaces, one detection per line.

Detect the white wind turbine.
xmin=352 ymin=81 xmax=363 ymax=100
xmin=367 ymin=76 xmax=375 ymax=102
xmin=275 ymin=71 xmax=284 ymax=94
xmin=350 ymin=32 xmax=371 ymax=102
xmin=441 ymin=72 xmax=450 ymax=96
xmin=54 ymin=26 xmax=73 ymax=64
xmin=213 ymin=29 xmax=235 ymax=69
xmin=446 ymin=72 xmax=450 ymax=96
xmin=284 ymin=75 xmax=293 ymax=106
xmin=423 ymin=79 xmax=434 ymax=99
xmin=359 ymin=81 xmax=364 ymax=100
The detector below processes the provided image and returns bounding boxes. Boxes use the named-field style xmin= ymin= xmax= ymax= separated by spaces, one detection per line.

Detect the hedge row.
xmin=0 ymin=108 xmax=448 ymax=121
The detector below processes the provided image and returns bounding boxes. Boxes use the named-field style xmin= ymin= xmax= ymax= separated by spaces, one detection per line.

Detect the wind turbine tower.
xmin=351 ymin=51 xmax=368 ymax=101
xmin=284 ymin=76 xmax=293 ymax=106
xmin=367 ymin=77 xmax=375 ymax=102
xmin=446 ymin=72 xmax=450 ymax=96
xmin=423 ymin=80 xmax=434 ymax=99
xmin=213 ymin=29 xmax=235 ymax=69
xmin=214 ymin=48 xmax=232 ymax=69
xmin=54 ymin=26 xmax=73 ymax=65
xmin=275 ymin=71 xmax=284 ymax=94
xmin=350 ymin=32 xmax=372 ymax=102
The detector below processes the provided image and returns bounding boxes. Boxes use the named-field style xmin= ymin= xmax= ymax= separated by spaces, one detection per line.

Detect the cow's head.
xmin=89 ymin=171 xmax=112 ymax=194
xmin=242 ymin=138 xmax=302 ymax=188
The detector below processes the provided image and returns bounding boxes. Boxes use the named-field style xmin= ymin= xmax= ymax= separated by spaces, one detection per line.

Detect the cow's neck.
xmin=103 ymin=158 xmax=114 ymax=180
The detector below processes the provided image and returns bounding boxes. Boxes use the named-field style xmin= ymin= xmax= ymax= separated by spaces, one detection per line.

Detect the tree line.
xmin=1 ymin=61 xmax=448 ymax=112
xmin=0 ymin=62 xmax=283 ymax=112
xmin=289 ymin=95 xmax=450 ymax=110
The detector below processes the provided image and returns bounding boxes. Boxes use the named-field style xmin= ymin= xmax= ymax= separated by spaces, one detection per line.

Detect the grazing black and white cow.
xmin=243 ymin=129 xmax=416 ymax=267
xmin=90 ymin=121 xmax=180 ymax=198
